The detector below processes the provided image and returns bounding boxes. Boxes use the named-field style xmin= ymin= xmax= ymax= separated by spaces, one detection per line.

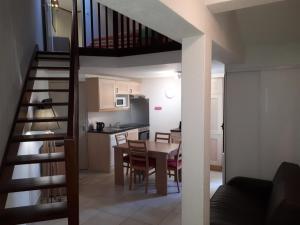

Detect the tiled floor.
xmin=31 ymin=171 xmax=222 ymax=225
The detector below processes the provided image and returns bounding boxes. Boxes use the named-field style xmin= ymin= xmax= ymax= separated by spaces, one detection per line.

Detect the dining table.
xmin=114 ymin=140 xmax=179 ymax=195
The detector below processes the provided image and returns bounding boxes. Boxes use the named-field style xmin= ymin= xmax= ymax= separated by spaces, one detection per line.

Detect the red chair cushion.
xmin=132 ymin=158 xmax=156 ymax=169
xmin=168 ymin=159 xmax=182 ymax=169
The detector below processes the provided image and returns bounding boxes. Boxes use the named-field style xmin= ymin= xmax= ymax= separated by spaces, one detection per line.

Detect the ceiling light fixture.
xmin=51 ymin=0 xmax=59 ymax=8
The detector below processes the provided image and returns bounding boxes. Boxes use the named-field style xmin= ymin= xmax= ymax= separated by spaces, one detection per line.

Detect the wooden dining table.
xmin=114 ymin=141 xmax=179 ymax=195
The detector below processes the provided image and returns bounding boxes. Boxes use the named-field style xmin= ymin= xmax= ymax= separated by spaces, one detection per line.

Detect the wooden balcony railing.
xmin=80 ymin=1 xmax=181 ymax=56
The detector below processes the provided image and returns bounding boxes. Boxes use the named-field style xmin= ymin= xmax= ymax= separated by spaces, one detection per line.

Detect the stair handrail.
xmin=65 ymin=0 xmax=79 ymax=224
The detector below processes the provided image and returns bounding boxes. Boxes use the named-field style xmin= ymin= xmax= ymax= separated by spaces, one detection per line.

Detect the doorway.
xmin=210 ymin=61 xmax=225 ymax=195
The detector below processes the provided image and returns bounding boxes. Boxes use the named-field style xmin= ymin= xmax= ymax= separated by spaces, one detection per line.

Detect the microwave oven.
xmin=115 ymin=97 xmax=127 ymax=107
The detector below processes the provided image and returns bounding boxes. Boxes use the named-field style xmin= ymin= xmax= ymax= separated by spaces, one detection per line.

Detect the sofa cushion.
xmin=211 ymin=185 xmax=268 ymax=225
xmin=266 ymin=162 xmax=300 ymax=225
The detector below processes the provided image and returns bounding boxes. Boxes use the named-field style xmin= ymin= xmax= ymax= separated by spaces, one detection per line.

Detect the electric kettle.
xmin=96 ymin=122 xmax=105 ymax=131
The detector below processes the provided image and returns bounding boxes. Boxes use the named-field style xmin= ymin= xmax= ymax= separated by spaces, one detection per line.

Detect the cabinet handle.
xmin=130 ymin=89 xmax=132 ymax=93
xmin=116 ymin=88 xmax=118 ymax=93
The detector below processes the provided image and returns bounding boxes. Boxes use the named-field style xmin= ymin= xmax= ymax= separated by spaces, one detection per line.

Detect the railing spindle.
xmin=132 ymin=20 xmax=136 ymax=48
xmin=105 ymin=6 xmax=109 ymax=48
xmin=138 ymin=23 xmax=142 ymax=47
xmin=121 ymin=15 xmax=124 ymax=49
xmin=90 ymin=0 xmax=94 ymax=48
xmin=113 ymin=11 xmax=119 ymax=49
xmin=127 ymin=17 xmax=130 ymax=48
xmin=145 ymin=27 xmax=149 ymax=47
xmin=83 ymin=0 xmax=86 ymax=47
xmin=97 ymin=3 xmax=101 ymax=48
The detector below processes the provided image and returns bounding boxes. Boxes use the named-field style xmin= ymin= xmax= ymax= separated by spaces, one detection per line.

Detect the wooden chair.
xmin=155 ymin=132 xmax=171 ymax=143
xmin=128 ymin=140 xmax=156 ymax=194
xmin=115 ymin=133 xmax=130 ymax=176
xmin=167 ymin=142 xmax=182 ymax=193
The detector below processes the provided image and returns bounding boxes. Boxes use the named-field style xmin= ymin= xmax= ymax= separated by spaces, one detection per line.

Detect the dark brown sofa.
xmin=210 ymin=162 xmax=300 ymax=225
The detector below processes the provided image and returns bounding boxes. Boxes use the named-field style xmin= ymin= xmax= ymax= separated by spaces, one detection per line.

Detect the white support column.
xmin=182 ymin=35 xmax=212 ymax=225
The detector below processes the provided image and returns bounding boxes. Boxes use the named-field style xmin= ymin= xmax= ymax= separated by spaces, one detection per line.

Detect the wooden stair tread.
xmin=0 ymin=175 xmax=66 ymax=193
xmin=37 ymin=56 xmax=71 ymax=61
xmin=21 ymin=102 xmax=69 ymax=107
xmin=28 ymin=77 xmax=69 ymax=81
xmin=32 ymin=66 xmax=70 ymax=70
xmin=37 ymin=51 xmax=69 ymax=55
xmin=17 ymin=117 xmax=68 ymax=123
xmin=6 ymin=152 xmax=65 ymax=165
xmin=0 ymin=202 xmax=68 ymax=224
xmin=12 ymin=133 xmax=67 ymax=142
xmin=26 ymin=89 xmax=69 ymax=92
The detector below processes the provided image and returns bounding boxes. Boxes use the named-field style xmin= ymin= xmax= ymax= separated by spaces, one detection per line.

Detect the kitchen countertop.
xmin=88 ymin=123 xmax=149 ymax=134
xmin=170 ymin=128 xmax=181 ymax=132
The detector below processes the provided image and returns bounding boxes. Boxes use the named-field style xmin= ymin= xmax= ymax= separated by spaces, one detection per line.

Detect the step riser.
xmin=32 ymin=66 xmax=70 ymax=71
xmin=12 ymin=134 xmax=67 ymax=142
xmin=37 ymin=61 xmax=70 ymax=67
xmin=0 ymin=175 xmax=66 ymax=193
xmin=7 ymin=152 xmax=65 ymax=165
xmin=26 ymin=89 xmax=69 ymax=93
xmin=37 ymin=51 xmax=69 ymax=56
xmin=16 ymin=117 xmax=68 ymax=123
xmin=28 ymin=77 xmax=70 ymax=81
xmin=0 ymin=202 xmax=68 ymax=225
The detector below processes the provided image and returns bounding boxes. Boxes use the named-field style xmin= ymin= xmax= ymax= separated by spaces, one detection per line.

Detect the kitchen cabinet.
xmin=86 ymin=77 xmax=141 ymax=112
xmin=86 ymin=77 xmax=116 ymax=112
xmin=99 ymin=79 xmax=116 ymax=110
xmin=116 ymin=81 xmax=141 ymax=95
xmin=88 ymin=129 xmax=139 ymax=172
xmin=129 ymin=81 xmax=141 ymax=95
xmin=116 ymin=81 xmax=130 ymax=95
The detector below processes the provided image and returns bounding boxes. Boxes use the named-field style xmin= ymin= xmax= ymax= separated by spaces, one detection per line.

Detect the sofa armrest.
xmin=228 ymin=177 xmax=273 ymax=201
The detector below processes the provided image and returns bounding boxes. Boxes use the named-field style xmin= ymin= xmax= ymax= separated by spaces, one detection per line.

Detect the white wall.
xmin=53 ymin=8 xmax=83 ymax=46
xmin=0 ymin=0 xmax=44 ymax=212
xmin=226 ymin=44 xmax=300 ymax=181
xmin=140 ymin=76 xmax=181 ymax=140
xmin=0 ymin=0 xmax=43 ymax=166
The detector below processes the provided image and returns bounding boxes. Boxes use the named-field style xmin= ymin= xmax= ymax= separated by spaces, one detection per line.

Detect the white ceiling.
xmin=81 ymin=63 xmax=182 ymax=79
xmin=80 ymin=61 xmax=224 ymax=79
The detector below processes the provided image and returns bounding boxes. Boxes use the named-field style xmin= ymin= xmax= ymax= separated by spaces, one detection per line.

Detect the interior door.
xmin=79 ymin=82 xmax=88 ymax=169
xmin=210 ymin=78 xmax=224 ymax=169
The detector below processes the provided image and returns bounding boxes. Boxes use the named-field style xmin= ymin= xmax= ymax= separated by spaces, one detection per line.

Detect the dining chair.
xmin=167 ymin=142 xmax=182 ymax=193
xmin=115 ymin=132 xmax=130 ymax=176
xmin=128 ymin=140 xmax=156 ymax=194
xmin=155 ymin=132 xmax=171 ymax=143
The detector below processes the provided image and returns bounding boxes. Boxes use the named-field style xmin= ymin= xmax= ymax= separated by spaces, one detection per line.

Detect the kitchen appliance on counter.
xmin=96 ymin=122 xmax=105 ymax=131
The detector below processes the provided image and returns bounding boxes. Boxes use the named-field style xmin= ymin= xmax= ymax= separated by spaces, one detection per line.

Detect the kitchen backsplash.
xmin=88 ymin=111 xmax=132 ymax=129
xmin=88 ymin=97 xmax=150 ymax=130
